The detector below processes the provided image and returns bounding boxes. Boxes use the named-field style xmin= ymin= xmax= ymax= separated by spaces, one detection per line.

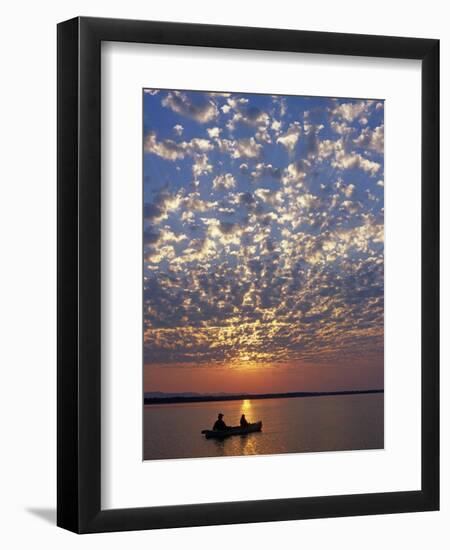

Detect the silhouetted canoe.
xmin=201 ymin=421 xmax=263 ymax=439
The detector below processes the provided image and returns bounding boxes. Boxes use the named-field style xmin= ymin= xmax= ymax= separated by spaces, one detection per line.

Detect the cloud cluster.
xmin=331 ymin=100 xmax=374 ymax=122
xmin=213 ymin=173 xmax=237 ymax=190
xmin=144 ymin=132 xmax=213 ymax=160
xmin=143 ymin=90 xmax=384 ymax=372
xmin=162 ymin=91 xmax=219 ymax=123
xmin=216 ymin=137 xmax=263 ymax=159
xmin=276 ymin=122 xmax=302 ymax=152
xmin=353 ymin=125 xmax=384 ymax=154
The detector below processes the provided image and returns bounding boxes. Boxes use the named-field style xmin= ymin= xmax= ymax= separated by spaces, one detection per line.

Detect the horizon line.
xmin=144 ymin=388 xmax=384 ymax=405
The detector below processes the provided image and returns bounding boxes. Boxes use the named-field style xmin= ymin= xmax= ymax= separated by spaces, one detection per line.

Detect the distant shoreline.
xmin=144 ymin=388 xmax=384 ymax=405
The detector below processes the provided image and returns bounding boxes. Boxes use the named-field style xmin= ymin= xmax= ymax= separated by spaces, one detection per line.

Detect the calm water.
xmin=143 ymin=393 xmax=384 ymax=460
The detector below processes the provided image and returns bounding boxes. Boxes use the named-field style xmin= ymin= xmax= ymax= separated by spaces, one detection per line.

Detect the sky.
xmin=143 ymin=89 xmax=384 ymax=394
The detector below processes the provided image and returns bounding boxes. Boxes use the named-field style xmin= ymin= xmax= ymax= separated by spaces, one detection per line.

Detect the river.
xmin=143 ymin=393 xmax=383 ymax=460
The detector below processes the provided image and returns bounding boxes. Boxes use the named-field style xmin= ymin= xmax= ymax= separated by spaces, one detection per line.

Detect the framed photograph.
xmin=57 ymin=17 xmax=439 ymax=533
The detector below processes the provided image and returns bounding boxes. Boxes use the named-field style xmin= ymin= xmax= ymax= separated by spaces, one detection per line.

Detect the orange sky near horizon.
xmin=144 ymin=355 xmax=383 ymax=395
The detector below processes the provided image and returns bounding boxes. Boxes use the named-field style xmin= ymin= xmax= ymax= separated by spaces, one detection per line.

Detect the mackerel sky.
xmin=143 ymin=89 xmax=384 ymax=392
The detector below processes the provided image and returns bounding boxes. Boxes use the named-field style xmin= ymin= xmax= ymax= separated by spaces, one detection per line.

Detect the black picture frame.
xmin=57 ymin=16 xmax=439 ymax=533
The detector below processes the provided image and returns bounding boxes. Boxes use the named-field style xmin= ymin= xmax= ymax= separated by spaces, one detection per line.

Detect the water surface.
xmin=143 ymin=393 xmax=383 ymax=460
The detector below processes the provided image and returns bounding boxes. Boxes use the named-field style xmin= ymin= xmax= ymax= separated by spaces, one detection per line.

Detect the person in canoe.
xmin=212 ymin=413 xmax=228 ymax=431
xmin=240 ymin=414 xmax=249 ymax=427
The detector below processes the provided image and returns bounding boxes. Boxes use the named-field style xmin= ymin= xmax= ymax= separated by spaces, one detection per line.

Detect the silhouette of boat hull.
xmin=201 ymin=421 xmax=262 ymax=439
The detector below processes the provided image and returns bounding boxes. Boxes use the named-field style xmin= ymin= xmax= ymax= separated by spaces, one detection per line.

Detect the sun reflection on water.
xmin=240 ymin=399 xmax=252 ymax=414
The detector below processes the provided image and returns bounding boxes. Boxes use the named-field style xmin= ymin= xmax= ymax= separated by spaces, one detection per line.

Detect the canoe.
xmin=201 ymin=421 xmax=263 ymax=439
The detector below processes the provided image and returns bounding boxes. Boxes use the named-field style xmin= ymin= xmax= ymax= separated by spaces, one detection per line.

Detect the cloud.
xmin=173 ymin=124 xmax=184 ymax=136
xmin=255 ymin=126 xmax=272 ymax=144
xmin=216 ymin=137 xmax=262 ymax=159
xmin=221 ymin=97 xmax=248 ymax=115
xmin=159 ymin=228 xmax=188 ymax=244
xmin=342 ymin=183 xmax=355 ymax=198
xmin=281 ymin=160 xmax=310 ymax=185
xmin=353 ymin=125 xmax=384 ymax=154
xmin=296 ymin=193 xmax=321 ymax=209
xmin=225 ymin=97 xmax=248 ymax=108
xmin=317 ymin=139 xmax=338 ymax=160
xmin=333 ymin=148 xmax=381 ymax=175
xmin=162 ymin=91 xmax=219 ymax=123
xmin=254 ymin=188 xmax=283 ymax=205
xmin=208 ymin=92 xmax=231 ymax=97
xmin=192 ymin=154 xmax=213 ymax=178
xmin=144 ymin=132 xmax=186 ymax=160
xmin=181 ymin=210 xmax=195 ymax=223
xmin=187 ymin=138 xmax=214 ymax=153
xmin=144 ymin=191 xmax=183 ymax=224
xmin=250 ymin=163 xmax=282 ymax=182
xmin=183 ymin=192 xmax=218 ymax=213
xmin=225 ymin=98 xmax=272 ymax=143
xmin=235 ymin=138 xmax=263 ymax=159
xmin=144 ymin=132 xmax=213 ymax=161
xmin=303 ymin=122 xmax=324 ymax=135
xmin=146 ymin=244 xmax=176 ymax=264
xmin=227 ymin=105 xmax=270 ymax=130
xmin=330 ymin=120 xmax=354 ymax=135
xmin=213 ymin=173 xmax=237 ymax=191
xmin=271 ymin=119 xmax=282 ymax=132
xmin=276 ymin=122 xmax=302 ymax=152
xmin=207 ymin=127 xmax=222 ymax=138
xmin=222 ymin=99 xmax=273 ymax=143
xmin=201 ymin=217 xmax=243 ymax=245
xmin=332 ymin=100 xmax=373 ymax=122
xmin=311 ymin=137 xmax=381 ymax=175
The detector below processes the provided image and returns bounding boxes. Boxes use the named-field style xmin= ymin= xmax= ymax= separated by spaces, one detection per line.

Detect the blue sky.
xmin=143 ymin=89 xmax=384 ymax=392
